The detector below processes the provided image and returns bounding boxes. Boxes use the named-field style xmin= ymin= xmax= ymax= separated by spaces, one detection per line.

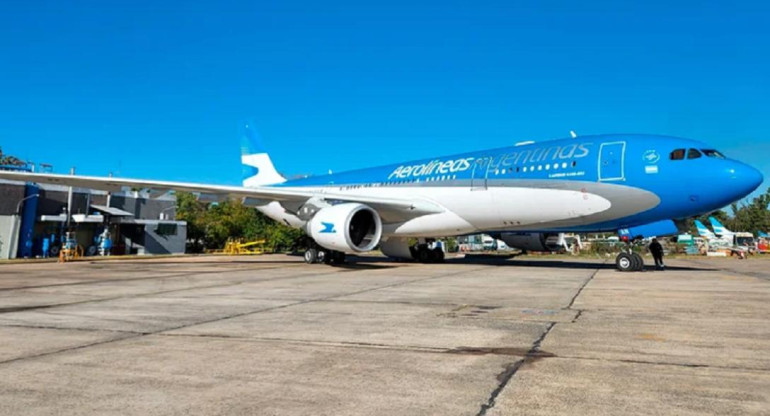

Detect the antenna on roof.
xmin=570 ymin=131 xmax=578 ymax=138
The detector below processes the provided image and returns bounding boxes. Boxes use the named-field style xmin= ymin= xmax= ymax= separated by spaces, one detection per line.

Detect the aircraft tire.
xmin=332 ymin=251 xmax=346 ymax=264
xmin=615 ymin=253 xmax=634 ymax=272
xmin=632 ymin=253 xmax=644 ymax=271
xmin=304 ymin=248 xmax=319 ymax=264
xmin=417 ymin=247 xmax=431 ymax=263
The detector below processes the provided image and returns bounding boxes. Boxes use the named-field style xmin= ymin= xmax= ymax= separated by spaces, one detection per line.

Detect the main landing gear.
xmin=304 ymin=247 xmax=346 ymax=265
xmin=615 ymin=249 xmax=644 ymax=272
xmin=410 ymin=241 xmax=445 ymax=263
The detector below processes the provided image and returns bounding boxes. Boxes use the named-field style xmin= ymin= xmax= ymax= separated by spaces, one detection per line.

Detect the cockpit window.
xmin=687 ymin=148 xmax=702 ymax=159
xmin=670 ymin=149 xmax=685 ymax=160
xmin=702 ymin=149 xmax=726 ymax=159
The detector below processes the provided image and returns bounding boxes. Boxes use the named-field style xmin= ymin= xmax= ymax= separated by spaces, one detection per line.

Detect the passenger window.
xmin=670 ymin=149 xmax=685 ymax=160
xmin=687 ymin=149 xmax=702 ymax=159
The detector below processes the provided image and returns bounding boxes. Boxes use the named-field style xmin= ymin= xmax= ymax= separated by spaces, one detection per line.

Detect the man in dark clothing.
xmin=649 ymin=238 xmax=665 ymax=270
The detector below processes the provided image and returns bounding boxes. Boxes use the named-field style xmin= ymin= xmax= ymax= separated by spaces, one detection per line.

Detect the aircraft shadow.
xmin=444 ymin=255 xmax=716 ymax=271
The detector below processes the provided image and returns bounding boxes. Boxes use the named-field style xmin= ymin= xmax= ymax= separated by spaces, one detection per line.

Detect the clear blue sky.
xmin=1 ymin=0 xmax=768 ymax=197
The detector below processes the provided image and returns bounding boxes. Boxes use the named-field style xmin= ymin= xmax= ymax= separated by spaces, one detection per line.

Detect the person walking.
xmin=41 ymin=235 xmax=50 ymax=258
xmin=649 ymin=238 xmax=665 ymax=270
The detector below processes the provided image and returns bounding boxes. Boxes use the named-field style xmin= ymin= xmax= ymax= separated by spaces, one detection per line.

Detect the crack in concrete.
xmin=0 ymin=263 xmax=489 ymax=367
xmin=565 ymin=263 xmax=603 ymax=310
xmin=0 ymin=263 xmax=305 ymax=292
xmin=476 ymin=263 xmax=603 ymax=416
xmin=550 ymin=354 xmax=770 ymax=372
xmin=476 ymin=322 xmax=556 ymax=416
xmin=0 ymin=265 xmax=363 ymax=315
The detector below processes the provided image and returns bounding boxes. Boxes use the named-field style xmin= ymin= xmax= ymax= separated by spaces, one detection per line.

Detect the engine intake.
xmin=308 ymin=203 xmax=383 ymax=253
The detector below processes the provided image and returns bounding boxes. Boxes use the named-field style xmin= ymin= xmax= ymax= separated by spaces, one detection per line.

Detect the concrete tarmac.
xmin=0 ymin=254 xmax=768 ymax=415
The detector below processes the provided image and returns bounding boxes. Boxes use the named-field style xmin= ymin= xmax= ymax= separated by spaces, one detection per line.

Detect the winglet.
xmin=240 ymin=122 xmax=286 ymax=187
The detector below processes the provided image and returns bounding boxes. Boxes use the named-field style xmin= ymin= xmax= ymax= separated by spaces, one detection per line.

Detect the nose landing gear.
xmin=615 ymin=244 xmax=645 ymax=272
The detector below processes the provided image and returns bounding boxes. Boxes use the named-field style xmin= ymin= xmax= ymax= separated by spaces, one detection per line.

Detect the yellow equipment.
xmin=59 ymin=245 xmax=83 ymax=262
xmin=221 ymin=238 xmax=267 ymax=255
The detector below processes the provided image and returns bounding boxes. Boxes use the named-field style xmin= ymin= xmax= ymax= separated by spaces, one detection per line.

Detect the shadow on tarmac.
xmin=444 ymin=254 xmax=717 ymax=271
xmin=88 ymin=254 xmax=717 ymax=272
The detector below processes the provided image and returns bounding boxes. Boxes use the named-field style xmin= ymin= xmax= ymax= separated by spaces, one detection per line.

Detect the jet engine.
xmin=307 ymin=203 xmax=383 ymax=254
xmin=499 ymin=232 xmax=566 ymax=252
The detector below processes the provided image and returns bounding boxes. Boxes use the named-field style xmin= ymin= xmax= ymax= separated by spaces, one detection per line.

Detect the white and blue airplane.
xmin=694 ymin=219 xmax=719 ymax=241
xmin=708 ymin=216 xmax=756 ymax=252
xmin=0 ymin=126 xmax=763 ymax=271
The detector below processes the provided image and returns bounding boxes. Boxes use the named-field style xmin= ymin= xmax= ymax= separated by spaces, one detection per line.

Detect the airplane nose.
xmin=729 ymin=162 xmax=764 ymax=196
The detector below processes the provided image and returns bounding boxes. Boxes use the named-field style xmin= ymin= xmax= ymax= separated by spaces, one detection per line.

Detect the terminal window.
xmin=156 ymin=223 xmax=178 ymax=236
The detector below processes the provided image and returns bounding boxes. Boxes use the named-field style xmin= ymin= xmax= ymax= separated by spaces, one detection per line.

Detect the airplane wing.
xmin=0 ymin=171 xmax=443 ymax=222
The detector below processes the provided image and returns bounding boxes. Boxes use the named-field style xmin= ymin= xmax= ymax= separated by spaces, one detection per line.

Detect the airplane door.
xmin=471 ymin=158 xmax=488 ymax=190
xmin=598 ymin=142 xmax=626 ymax=181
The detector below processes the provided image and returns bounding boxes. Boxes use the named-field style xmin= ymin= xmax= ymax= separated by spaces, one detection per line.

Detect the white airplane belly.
xmin=482 ymin=186 xmax=612 ymax=228
xmin=262 ymin=185 xmax=612 ymax=236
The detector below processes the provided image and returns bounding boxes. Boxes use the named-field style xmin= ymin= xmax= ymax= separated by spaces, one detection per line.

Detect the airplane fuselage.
xmin=264 ymin=134 xmax=763 ymax=238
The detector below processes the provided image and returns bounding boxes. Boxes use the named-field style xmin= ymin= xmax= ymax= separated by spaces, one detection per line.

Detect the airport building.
xmin=0 ymin=164 xmax=187 ymax=259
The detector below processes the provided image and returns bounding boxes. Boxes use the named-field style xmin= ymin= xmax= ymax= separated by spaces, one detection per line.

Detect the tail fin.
xmin=708 ymin=216 xmax=731 ymax=236
xmin=240 ymin=122 xmax=286 ymax=187
xmin=694 ymin=220 xmax=715 ymax=238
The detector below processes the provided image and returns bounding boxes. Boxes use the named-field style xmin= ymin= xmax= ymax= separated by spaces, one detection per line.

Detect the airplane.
xmin=0 ymin=126 xmax=763 ymax=272
xmin=708 ymin=216 xmax=732 ymax=237
xmin=708 ymin=216 xmax=756 ymax=252
xmin=694 ymin=219 xmax=719 ymax=241
xmin=693 ymin=219 xmax=733 ymax=250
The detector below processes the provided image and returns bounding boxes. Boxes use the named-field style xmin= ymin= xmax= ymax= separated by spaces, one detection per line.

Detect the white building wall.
xmin=0 ymin=215 xmax=20 ymax=259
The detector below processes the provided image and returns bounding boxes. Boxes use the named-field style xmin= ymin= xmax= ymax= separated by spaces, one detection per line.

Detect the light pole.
xmin=15 ymin=193 xmax=39 ymax=215
xmin=7 ymin=193 xmax=39 ymax=259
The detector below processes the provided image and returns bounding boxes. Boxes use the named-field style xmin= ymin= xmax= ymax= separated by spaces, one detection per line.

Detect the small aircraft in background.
xmin=708 ymin=217 xmax=756 ymax=252
xmin=695 ymin=220 xmax=728 ymax=248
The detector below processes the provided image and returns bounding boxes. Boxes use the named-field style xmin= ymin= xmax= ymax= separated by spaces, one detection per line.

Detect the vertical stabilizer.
xmin=708 ymin=216 xmax=731 ymax=236
xmin=694 ymin=220 xmax=716 ymax=239
xmin=240 ymin=122 xmax=286 ymax=187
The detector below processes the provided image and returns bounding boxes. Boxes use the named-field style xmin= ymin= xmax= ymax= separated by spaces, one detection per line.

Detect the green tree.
xmin=729 ymin=189 xmax=770 ymax=233
xmin=175 ymin=192 xmax=208 ymax=252
xmin=0 ymin=147 xmax=25 ymax=166
xmin=175 ymin=192 xmax=306 ymax=253
xmin=684 ymin=187 xmax=770 ymax=236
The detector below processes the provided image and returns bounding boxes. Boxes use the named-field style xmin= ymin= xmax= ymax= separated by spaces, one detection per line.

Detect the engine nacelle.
xmin=499 ymin=232 xmax=566 ymax=252
xmin=307 ymin=203 xmax=383 ymax=254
